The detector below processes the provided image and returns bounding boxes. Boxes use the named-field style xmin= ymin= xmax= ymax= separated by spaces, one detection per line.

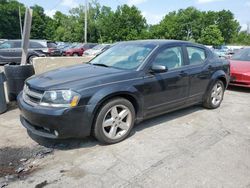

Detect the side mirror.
xmin=151 ymin=65 xmax=168 ymax=73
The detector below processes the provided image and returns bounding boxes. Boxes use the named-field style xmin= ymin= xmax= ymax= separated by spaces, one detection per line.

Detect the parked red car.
xmin=230 ymin=48 xmax=250 ymax=88
xmin=64 ymin=43 xmax=97 ymax=56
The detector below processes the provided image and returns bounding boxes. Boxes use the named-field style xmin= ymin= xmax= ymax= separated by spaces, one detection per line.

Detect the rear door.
xmin=143 ymin=45 xmax=190 ymax=117
xmin=184 ymin=46 xmax=212 ymax=102
xmin=11 ymin=41 xmax=22 ymax=62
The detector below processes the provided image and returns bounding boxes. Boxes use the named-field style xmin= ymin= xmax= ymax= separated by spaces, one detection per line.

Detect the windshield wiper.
xmin=92 ymin=63 xmax=110 ymax=68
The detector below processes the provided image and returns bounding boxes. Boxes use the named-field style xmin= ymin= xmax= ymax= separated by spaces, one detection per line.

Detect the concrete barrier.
xmin=33 ymin=56 xmax=94 ymax=75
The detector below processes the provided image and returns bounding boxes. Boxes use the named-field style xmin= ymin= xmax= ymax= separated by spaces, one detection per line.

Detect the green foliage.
xmin=232 ymin=31 xmax=250 ymax=45
xmin=0 ymin=0 xmax=25 ymax=39
xmin=198 ymin=25 xmax=224 ymax=46
xmin=151 ymin=7 xmax=240 ymax=44
xmin=30 ymin=5 xmax=49 ymax=39
xmin=0 ymin=1 xmax=247 ymax=45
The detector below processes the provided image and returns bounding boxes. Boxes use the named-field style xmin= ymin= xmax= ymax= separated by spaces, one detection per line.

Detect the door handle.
xmin=179 ymin=71 xmax=188 ymax=77
xmin=208 ymin=65 xmax=213 ymax=70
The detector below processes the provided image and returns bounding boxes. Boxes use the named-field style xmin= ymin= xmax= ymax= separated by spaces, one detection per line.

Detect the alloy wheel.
xmin=211 ymin=82 xmax=223 ymax=106
xmin=102 ymin=105 xmax=132 ymax=140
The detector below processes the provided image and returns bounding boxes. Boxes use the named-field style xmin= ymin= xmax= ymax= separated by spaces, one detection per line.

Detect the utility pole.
xmin=19 ymin=6 xmax=23 ymax=38
xmin=247 ymin=22 xmax=250 ymax=34
xmin=84 ymin=0 xmax=88 ymax=43
xmin=21 ymin=8 xmax=33 ymax=65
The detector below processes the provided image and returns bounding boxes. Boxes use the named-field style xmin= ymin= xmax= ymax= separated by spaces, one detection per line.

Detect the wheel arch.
xmin=87 ymin=89 xmax=144 ymax=133
xmin=204 ymin=70 xmax=228 ymax=100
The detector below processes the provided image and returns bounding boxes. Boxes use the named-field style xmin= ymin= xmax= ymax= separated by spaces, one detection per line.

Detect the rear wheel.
xmin=93 ymin=98 xmax=135 ymax=144
xmin=28 ymin=55 xmax=38 ymax=65
xmin=203 ymin=80 xmax=225 ymax=109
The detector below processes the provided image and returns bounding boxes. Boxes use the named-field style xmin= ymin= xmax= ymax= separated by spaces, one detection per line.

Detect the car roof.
xmin=6 ymin=39 xmax=55 ymax=43
xmin=118 ymin=39 xmax=205 ymax=48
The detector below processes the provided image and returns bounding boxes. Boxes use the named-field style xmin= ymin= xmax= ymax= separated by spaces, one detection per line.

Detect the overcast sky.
xmin=18 ymin=0 xmax=250 ymax=30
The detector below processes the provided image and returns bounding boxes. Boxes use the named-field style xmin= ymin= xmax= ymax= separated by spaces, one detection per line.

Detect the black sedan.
xmin=17 ymin=40 xmax=230 ymax=144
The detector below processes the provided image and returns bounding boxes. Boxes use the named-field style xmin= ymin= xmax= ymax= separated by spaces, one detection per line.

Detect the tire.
xmin=28 ymin=55 xmax=38 ymax=65
xmin=93 ymin=98 xmax=135 ymax=144
xmin=4 ymin=64 xmax=35 ymax=101
xmin=73 ymin=53 xmax=79 ymax=57
xmin=203 ymin=80 xmax=225 ymax=109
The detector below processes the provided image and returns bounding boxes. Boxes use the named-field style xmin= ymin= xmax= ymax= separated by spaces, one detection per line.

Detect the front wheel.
xmin=93 ymin=98 xmax=135 ymax=144
xmin=203 ymin=80 xmax=225 ymax=109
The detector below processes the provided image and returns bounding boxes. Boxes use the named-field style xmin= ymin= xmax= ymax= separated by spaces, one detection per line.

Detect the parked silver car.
xmin=0 ymin=40 xmax=61 ymax=64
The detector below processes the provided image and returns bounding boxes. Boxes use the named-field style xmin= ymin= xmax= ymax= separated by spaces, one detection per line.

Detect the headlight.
xmin=40 ymin=90 xmax=80 ymax=107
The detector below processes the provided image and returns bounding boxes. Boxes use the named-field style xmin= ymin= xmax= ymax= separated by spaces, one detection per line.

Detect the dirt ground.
xmin=0 ymin=86 xmax=250 ymax=188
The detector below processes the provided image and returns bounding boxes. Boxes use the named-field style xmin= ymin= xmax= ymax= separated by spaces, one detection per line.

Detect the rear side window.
xmin=30 ymin=41 xmax=44 ymax=48
xmin=153 ymin=47 xmax=184 ymax=70
xmin=187 ymin=47 xmax=206 ymax=65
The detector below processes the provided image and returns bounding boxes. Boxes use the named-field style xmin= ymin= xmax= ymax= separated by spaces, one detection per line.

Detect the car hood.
xmin=26 ymin=64 xmax=127 ymax=91
xmin=230 ymin=60 xmax=250 ymax=73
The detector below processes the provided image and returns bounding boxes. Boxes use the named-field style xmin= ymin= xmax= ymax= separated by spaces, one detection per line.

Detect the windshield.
xmin=231 ymin=48 xmax=250 ymax=61
xmin=47 ymin=42 xmax=57 ymax=48
xmin=74 ymin=44 xmax=84 ymax=49
xmin=90 ymin=43 xmax=156 ymax=70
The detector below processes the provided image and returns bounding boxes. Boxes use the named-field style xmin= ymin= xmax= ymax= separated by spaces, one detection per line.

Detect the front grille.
xmin=23 ymin=84 xmax=44 ymax=106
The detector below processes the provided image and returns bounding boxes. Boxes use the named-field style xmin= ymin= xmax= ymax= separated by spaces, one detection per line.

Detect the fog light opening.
xmin=54 ymin=130 xmax=59 ymax=137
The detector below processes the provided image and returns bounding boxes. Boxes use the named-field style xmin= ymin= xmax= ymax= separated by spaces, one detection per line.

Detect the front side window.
xmin=90 ymin=43 xmax=156 ymax=70
xmin=153 ymin=47 xmax=184 ymax=70
xmin=0 ymin=41 xmax=12 ymax=49
xmin=187 ymin=47 xmax=206 ymax=65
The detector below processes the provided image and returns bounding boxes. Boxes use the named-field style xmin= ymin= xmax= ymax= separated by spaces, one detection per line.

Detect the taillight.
xmin=48 ymin=48 xmax=53 ymax=53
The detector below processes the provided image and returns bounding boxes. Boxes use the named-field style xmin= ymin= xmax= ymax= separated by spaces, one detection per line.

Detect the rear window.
xmin=29 ymin=41 xmax=44 ymax=48
xmin=47 ymin=42 xmax=57 ymax=48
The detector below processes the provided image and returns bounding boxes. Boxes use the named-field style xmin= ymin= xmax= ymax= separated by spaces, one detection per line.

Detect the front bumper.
xmin=17 ymin=93 xmax=93 ymax=139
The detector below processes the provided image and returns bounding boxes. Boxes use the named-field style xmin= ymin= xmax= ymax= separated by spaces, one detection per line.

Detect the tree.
xmin=0 ymin=1 xmax=244 ymax=44
xmin=0 ymin=0 xmax=25 ymax=39
xmin=232 ymin=31 xmax=250 ymax=45
xmin=215 ymin=10 xmax=240 ymax=44
xmin=96 ymin=6 xmax=115 ymax=42
xmin=110 ymin=5 xmax=147 ymax=41
xmin=198 ymin=25 xmax=224 ymax=46
xmin=30 ymin=5 xmax=50 ymax=39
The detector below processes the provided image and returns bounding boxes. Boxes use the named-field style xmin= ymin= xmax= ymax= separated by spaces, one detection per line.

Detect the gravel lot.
xmin=0 ymin=76 xmax=250 ymax=187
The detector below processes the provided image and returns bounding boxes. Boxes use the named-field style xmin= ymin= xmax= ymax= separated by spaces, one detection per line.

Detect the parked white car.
xmin=83 ymin=44 xmax=111 ymax=57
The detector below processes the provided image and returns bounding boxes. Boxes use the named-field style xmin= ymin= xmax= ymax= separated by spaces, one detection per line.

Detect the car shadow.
xmin=131 ymin=105 xmax=203 ymax=135
xmin=29 ymin=105 xmax=203 ymax=150
xmin=28 ymin=131 xmax=99 ymax=150
xmin=7 ymin=101 xmax=18 ymax=111
xmin=227 ymin=85 xmax=250 ymax=93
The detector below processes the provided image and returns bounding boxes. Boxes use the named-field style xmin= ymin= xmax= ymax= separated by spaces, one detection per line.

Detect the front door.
xmin=0 ymin=41 xmax=13 ymax=63
xmin=143 ymin=45 xmax=189 ymax=117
